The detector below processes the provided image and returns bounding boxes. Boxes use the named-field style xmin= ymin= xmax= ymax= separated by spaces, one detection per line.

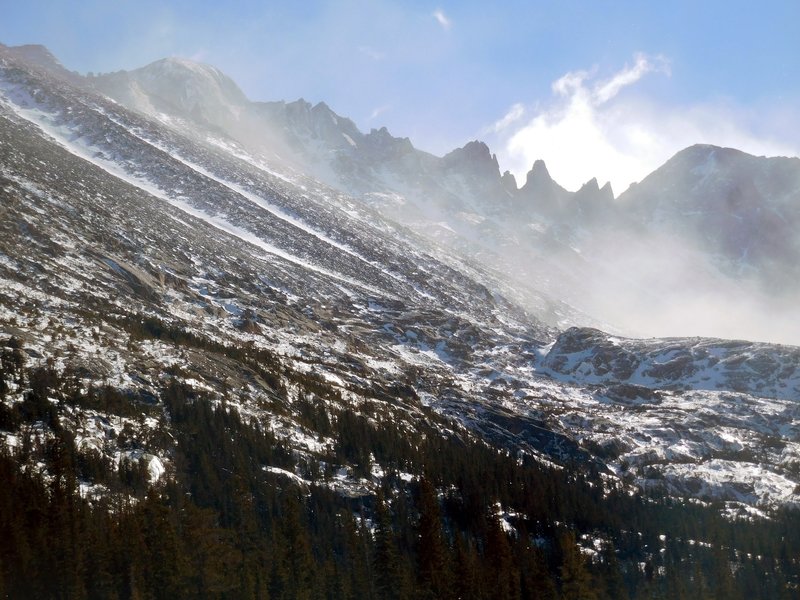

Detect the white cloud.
xmin=592 ymin=53 xmax=667 ymax=104
xmin=369 ymin=105 xmax=391 ymax=120
xmin=551 ymin=70 xmax=590 ymax=98
xmin=493 ymin=54 xmax=799 ymax=194
xmin=432 ymin=9 xmax=451 ymax=30
xmin=486 ymin=103 xmax=526 ymax=133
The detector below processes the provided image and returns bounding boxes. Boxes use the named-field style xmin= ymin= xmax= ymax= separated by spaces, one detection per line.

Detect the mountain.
xmin=4 ymin=39 xmax=800 ymax=504
xmin=1 ymin=43 xmax=800 ymax=597
xmin=99 ymin=57 xmax=248 ymax=123
xmin=1 ymin=42 xmax=72 ymax=77
xmin=619 ymin=144 xmax=800 ymax=294
xmin=91 ymin=56 xmax=800 ymax=346
xmin=92 ymin=60 xmax=622 ymax=327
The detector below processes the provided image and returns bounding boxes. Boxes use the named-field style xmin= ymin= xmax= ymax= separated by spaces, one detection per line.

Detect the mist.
xmin=476 ymin=176 xmax=800 ymax=347
xmin=486 ymin=54 xmax=800 ymax=195
xmin=564 ymin=228 xmax=800 ymax=346
xmin=85 ymin=49 xmax=800 ymax=348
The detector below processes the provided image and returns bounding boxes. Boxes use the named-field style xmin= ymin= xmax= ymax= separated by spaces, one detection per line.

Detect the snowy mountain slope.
xmin=541 ymin=327 xmax=800 ymax=400
xmin=0 ymin=44 xmax=577 ymax=480
xmin=92 ymin=57 xmax=622 ymax=329
xmin=2 ymin=44 xmax=800 ymax=510
xmin=531 ymin=327 xmax=800 ymax=507
xmin=91 ymin=54 xmax=800 ymax=347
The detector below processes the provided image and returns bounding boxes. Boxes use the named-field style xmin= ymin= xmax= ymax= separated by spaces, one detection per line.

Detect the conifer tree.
xmin=519 ymin=544 xmax=557 ymax=600
xmin=558 ymin=532 xmax=596 ymax=600
xmin=139 ymin=492 xmax=189 ymax=599
xmin=484 ymin=512 xmax=520 ymax=600
xmin=415 ymin=477 xmax=453 ymax=600
xmin=598 ymin=541 xmax=626 ymax=600
xmin=341 ymin=511 xmax=373 ymax=600
xmin=181 ymin=502 xmax=241 ymax=597
xmin=453 ymin=533 xmax=483 ymax=600
xmin=374 ymin=491 xmax=410 ymax=600
xmin=275 ymin=494 xmax=316 ymax=600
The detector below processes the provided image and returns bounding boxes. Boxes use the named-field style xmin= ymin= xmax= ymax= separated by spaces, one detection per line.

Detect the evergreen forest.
xmin=0 ymin=334 xmax=798 ymax=599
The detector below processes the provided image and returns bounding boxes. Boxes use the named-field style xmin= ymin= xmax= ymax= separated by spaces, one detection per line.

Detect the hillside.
xmin=1 ymin=43 xmax=800 ymax=597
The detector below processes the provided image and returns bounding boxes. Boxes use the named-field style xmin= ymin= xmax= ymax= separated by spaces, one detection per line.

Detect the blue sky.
xmin=3 ymin=1 xmax=799 ymax=192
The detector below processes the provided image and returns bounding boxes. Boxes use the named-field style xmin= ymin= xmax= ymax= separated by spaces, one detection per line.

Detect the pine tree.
xmin=181 ymin=502 xmax=242 ymax=597
xmin=518 ymin=544 xmax=557 ymax=600
xmin=415 ymin=477 xmax=453 ymax=600
xmin=558 ymin=532 xmax=596 ymax=600
xmin=272 ymin=494 xmax=316 ymax=600
xmin=453 ymin=533 xmax=483 ymax=600
xmin=598 ymin=541 xmax=626 ymax=600
xmin=340 ymin=511 xmax=373 ymax=600
xmin=46 ymin=431 xmax=88 ymax=600
xmin=139 ymin=492 xmax=190 ymax=599
xmin=374 ymin=491 xmax=410 ymax=600
xmin=484 ymin=512 xmax=520 ymax=600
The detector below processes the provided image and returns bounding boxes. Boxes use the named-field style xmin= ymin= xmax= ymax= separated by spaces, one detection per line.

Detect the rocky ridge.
xmin=1 ymin=44 xmax=799 ymax=512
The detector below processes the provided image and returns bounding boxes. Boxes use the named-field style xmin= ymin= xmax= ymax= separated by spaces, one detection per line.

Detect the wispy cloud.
xmin=432 ymin=9 xmax=451 ymax=30
xmin=491 ymin=53 xmax=799 ymax=193
xmin=369 ymin=105 xmax=391 ymax=120
xmin=486 ymin=103 xmax=525 ymax=134
xmin=592 ymin=53 xmax=668 ymax=104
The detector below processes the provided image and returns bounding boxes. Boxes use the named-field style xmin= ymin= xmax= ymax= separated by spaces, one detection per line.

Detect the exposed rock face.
xmin=97 ymin=57 xmax=249 ymax=126
xmin=441 ymin=141 xmax=499 ymax=177
xmin=2 ymin=43 xmax=800 ymax=510
xmin=4 ymin=44 xmax=64 ymax=73
xmin=541 ymin=327 xmax=800 ymax=400
xmin=618 ymin=144 xmax=800 ymax=292
xmin=88 ymin=55 xmax=800 ymax=344
xmin=519 ymin=159 xmax=569 ymax=212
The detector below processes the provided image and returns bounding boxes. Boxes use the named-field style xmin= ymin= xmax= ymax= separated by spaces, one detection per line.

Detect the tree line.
xmin=0 ymin=336 xmax=798 ymax=598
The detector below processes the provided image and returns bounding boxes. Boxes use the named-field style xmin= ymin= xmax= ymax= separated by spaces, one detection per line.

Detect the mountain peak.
xmin=518 ymin=159 xmax=572 ymax=214
xmin=96 ymin=55 xmax=250 ymax=123
xmin=462 ymin=139 xmax=492 ymax=155
xmin=501 ymin=170 xmax=518 ymax=193
xmin=600 ymin=181 xmax=614 ymax=200
xmin=313 ymin=100 xmax=332 ymax=111
xmin=443 ymin=140 xmax=499 ymax=170
xmin=363 ymin=126 xmax=414 ymax=158
xmin=135 ymin=56 xmax=242 ymax=96
xmin=6 ymin=44 xmax=69 ymax=76
xmin=522 ymin=159 xmax=560 ymax=193
xmin=668 ymin=143 xmax=752 ymax=168
xmin=527 ymin=159 xmax=552 ymax=184
xmin=578 ymin=177 xmax=600 ymax=193
xmin=146 ymin=56 xmax=221 ymax=74
xmin=366 ymin=125 xmax=410 ymax=145
xmin=575 ymin=177 xmax=614 ymax=201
